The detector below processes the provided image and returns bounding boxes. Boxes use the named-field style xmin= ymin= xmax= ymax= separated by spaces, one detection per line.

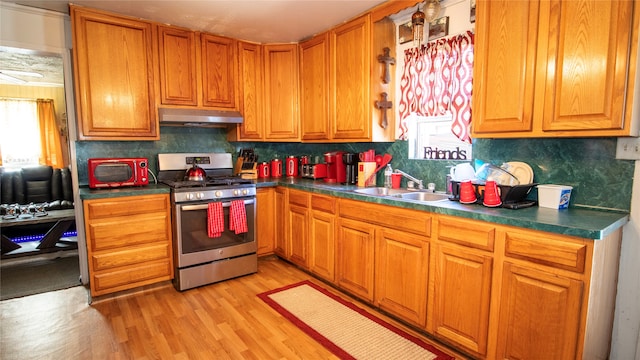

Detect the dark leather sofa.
xmin=0 ymin=165 xmax=74 ymax=213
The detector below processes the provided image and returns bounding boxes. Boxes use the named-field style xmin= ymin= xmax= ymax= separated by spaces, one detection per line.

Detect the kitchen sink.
xmin=352 ymin=187 xmax=412 ymax=196
xmin=395 ymin=192 xmax=450 ymax=202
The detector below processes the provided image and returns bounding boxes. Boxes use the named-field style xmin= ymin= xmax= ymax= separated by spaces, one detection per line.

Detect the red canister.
xmin=257 ymin=162 xmax=270 ymax=178
xmin=286 ymin=156 xmax=299 ymax=177
xmin=270 ymin=157 xmax=282 ymax=178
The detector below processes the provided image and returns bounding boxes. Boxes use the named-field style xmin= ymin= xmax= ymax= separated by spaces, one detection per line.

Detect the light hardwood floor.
xmin=1 ymin=256 xmax=469 ymax=359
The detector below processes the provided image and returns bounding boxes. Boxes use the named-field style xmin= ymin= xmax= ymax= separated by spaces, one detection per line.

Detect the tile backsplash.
xmin=75 ymin=127 xmax=635 ymax=211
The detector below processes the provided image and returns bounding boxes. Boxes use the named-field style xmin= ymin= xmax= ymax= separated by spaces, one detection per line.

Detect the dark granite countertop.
xmin=256 ymin=178 xmax=629 ymax=240
xmin=79 ymin=184 xmax=170 ymax=200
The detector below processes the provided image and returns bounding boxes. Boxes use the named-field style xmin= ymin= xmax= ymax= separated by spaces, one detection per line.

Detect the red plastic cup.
xmin=391 ymin=173 xmax=402 ymax=189
xmin=459 ymin=180 xmax=477 ymax=204
xmin=483 ymin=180 xmax=502 ymax=207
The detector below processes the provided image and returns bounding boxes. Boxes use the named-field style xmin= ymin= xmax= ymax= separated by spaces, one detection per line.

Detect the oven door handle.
xmin=181 ymin=199 xmax=255 ymax=211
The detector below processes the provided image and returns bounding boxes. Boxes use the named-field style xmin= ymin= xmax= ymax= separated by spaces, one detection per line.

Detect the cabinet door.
xmin=235 ymin=41 xmax=264 ymax=140
xmin=263 ymin=44 xmax=300 ymax=140
xmin=375 ymin=228 xmax=429 ymax=327
xmin=429 ymin=243 xmax=492 ymax=356
xmin=336 ymin=217 xmax=375 ymax=302
xmin=497 ymin=262 xmax=583 ymax=360
xmin=157 ymin=25 xmax=198 ymax=106
xmin=71 ymin=6 xmax=158 ymax=140
xmin=541 ymin=0 xmax=633 ymax=132
xmin=200 ymin=34 xmax=238 ymax=109
xmin=256 ymin=188 xmax=275 ymax=255
xmin=472 ymin=0 xmax=539 ymax=134
xmin=309 ymin=208 xmax=335 ymax=282
xmin=300 ymin=33 xmax=331 ymax=141
xmin=287 ymin=203 xmax=308 ymax=268
xmin=273 ymin=187 xmax=287 ymax=257
xmin=331 ymin=15 xmax=371 ymax=140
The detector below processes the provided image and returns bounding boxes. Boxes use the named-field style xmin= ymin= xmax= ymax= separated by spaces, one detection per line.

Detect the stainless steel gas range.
xmin=158 ymin=153 xmax=257 ymax=291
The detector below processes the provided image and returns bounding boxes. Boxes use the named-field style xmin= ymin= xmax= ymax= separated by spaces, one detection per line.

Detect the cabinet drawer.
xmin=87 ymin=213 xmax=169 ymax=251
xmin=311 ymin=194 xmax=335 ymax=214
xmin=92 ymin=259 xmax=173 ymax=295
xmin=437 ymin=216 xmax=496 ymax=252
xmin=339 ymin=199 xmax=431 ymax=237
xmin=85 ymin=195 xmax=168 ymax=219
xmin=504 ymin=230 xmax=588 ymax=273
xmin=91 ymin=243 xmax=171 ymax=271
xmin=288 ymin=189 xmax=310 ymax=207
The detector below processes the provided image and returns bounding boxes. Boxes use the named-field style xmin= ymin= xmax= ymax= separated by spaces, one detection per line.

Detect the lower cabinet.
xmin=256 ymin=188 xmax=275 ymax=255
xmin=428 ymin=216 xmax=495 ymax=356
xmin=273 ymin=187 xmax=287 ymax=257
xmin=308 ymin=194 xmax=336 ymax=282
xmin=263 ymin=189 xmax=620 ymax=359
xmin=496 ymin=262 xmax=583 ymax=359
xmin=336 ymin=217 xmax=376 ymax=302
xmin=287 ymin=189 xmax=309 ymax=267
xmin=375 ymin=228 xmax=429 ymax=327
xmin=83 ymin=193 xmax=173 ymax=297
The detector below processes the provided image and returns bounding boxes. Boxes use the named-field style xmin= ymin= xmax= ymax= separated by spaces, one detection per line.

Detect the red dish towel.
xmin=229 ymin=200 xmax=248 ymax=235
xmin=207 ymin=202 xmax=224 ymax=238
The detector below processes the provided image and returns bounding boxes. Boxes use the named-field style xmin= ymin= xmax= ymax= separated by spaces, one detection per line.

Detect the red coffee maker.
xmin=323 ymin=151 xmax=346 ymax=183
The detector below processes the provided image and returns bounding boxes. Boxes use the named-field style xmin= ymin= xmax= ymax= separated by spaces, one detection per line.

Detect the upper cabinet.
xmin=158 ymin=25 xmax=239 ymax=110
xmin=71 ymin=6 xmax=159 ymax=140
xmin=299 ymin=15 xmax=396 ymax=142
xmin=300 ymin=33 xmax=331 ymax=141
xmin=473 ymin=0 xmax=640 ymax=138
xmin=230 ymin=42 xmax=299 ymax=141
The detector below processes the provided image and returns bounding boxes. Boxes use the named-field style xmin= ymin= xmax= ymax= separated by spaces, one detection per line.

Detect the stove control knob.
xmin=186 ymin=193 xmax=194 ymax=200
xmin=233 ymin=190 xmax=240 ymax=196
xmin=196 ymin=192 xmax=204 ymax=200
xmin=242 ymin=189 xmax=248 ymax=195
xmin=215 ymin=191 xmax=222 ymax=198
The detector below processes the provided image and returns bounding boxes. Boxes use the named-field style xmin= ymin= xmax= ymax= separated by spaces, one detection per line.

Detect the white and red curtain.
xmin=398 ymin=30 xmax=474 ymax=142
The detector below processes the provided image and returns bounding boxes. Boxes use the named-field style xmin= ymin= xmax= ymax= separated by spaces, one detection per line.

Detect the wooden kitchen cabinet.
xmin=337 ymin=198 xmax=432 ymax=305
xmin=229 ymin=43 xmax=299 ymax=141
xmin=233 ymin=41 xmax=264 ymax=140
xmin=428 ymin=216 xmax=495 ymax=356
xmin=157 ymin=27 xmax=238 ymax=110
xmin=496 ymin=262 xmax=583 ymax=359
xmin=263 ymin=44 xmax=300 ymax=141
xmin=287 ymin=189 xmax=309 ymax=267
xmin=83 ymin=194 xmax=173 ymax=297
xmin=256 ymin=188 xmax=275 ymax=255
xmin=273 ymin=187 xmax=287 ymax=257
xmin=335 ymin=217 xmax=376 ymax=302
xmin=375 ymin=228 xmax=429 ymax=327
xmin=70 ymin=6 xmax=158 ymax=140
xmin=473 ymin=0 xmax=640 ymax=138
xmin=157 ymin=25 xmax=198 ymax=106
xmin=299 ymin=33 xmax=331 ymax=141
xmin=308 ymin=194 xmax=336 ymax=282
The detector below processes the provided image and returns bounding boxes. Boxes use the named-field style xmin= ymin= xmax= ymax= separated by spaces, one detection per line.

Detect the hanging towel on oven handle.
xmin=207 ymin=202 xmax=224 ymax=238
xmin=229 ymin=199 xmax=248 ymax=235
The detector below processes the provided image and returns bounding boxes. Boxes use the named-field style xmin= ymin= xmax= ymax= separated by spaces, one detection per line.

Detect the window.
xmin=0 ymin=98 xmax=41 ymax=167
xmin=406 ymin=113 xmax=472 ymax=160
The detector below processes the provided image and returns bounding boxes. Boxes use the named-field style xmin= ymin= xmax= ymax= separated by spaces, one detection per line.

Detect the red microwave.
xmin=88 ymin=158 xmax=149 ymax=189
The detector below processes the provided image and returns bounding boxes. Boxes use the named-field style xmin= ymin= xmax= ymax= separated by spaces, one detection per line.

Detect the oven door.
xmin=174 ymin=197 xmax=256 ymax=268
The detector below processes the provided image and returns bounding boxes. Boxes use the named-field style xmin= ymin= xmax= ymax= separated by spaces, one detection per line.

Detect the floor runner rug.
xmin=258 ymin=280 xmax=454 ymax=360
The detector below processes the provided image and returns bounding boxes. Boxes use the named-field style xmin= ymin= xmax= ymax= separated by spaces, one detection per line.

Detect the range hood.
xmin=159 ymin=108 xmax=243 ymax=127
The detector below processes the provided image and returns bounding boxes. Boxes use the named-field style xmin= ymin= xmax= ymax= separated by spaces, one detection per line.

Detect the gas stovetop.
xmin=158 ymin=152 xmax=256 ymax=202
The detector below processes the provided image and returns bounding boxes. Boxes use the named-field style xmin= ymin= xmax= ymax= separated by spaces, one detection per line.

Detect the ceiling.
xmin=2 ymin=0 xmax=393 ymax=87
xmin=13 ymin=0 xmax=388 ymax=43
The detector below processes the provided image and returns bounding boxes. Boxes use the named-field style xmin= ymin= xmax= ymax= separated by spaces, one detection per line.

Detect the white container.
xmin=537 ymin=184 xmax=573 ymax=209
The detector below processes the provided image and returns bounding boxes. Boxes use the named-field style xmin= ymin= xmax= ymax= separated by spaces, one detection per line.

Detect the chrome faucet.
xmin=394 ymin=169 xmax=424 ymax=190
